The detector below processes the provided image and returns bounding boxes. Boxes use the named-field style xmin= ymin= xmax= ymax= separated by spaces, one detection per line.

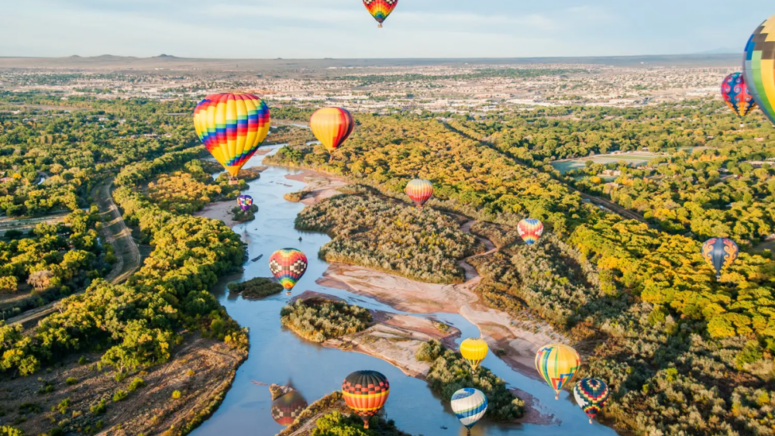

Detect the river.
xmin=193 ymin=145 xmax=619 ymax=436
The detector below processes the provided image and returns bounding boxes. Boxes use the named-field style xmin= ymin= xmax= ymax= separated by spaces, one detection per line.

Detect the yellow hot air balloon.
xmin=460 ymin=338 xmax=488 ymax=374
xmin=309 ymin=107 xmax=354 ymax=154
xmin=194 ymin=93 xmax=271 ymax=184
xmin=535 ymin=343 xmax=581 ymax=399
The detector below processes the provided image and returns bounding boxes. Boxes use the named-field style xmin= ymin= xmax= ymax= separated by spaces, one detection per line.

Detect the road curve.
xmin=7 ymin=179 xmax=141 ymax=327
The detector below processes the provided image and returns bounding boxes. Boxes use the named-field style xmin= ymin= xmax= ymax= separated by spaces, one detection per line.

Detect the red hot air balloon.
xmin=342 ymin=370 xmax=390 ymax=429
xmin=271 ymin=390 xmax=308 ymax=426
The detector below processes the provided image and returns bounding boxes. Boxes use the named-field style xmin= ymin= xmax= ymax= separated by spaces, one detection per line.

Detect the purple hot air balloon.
xmin=237 ymin=194 xmax=254 ymax=212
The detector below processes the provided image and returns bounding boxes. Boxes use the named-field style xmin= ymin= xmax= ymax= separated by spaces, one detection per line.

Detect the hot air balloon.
xmin=451 ymin=388 xmax=487 ymax=435
xmin=721 ymin=73 xmax=757 ymax=121
xmin=518 ymin=218 xmax=544 ymax=245
xmin=405 ymin=179 xmax=433 ymax=207
xmin=237 ymin=194 xmax=254 ymax=212
xmin=535 ymin=344 xmax=581 ymax=400
xmin=194 ymin=93 xmax=270 ymax=184
xmin=702 ymin=237 xmax=738 ymax=280
xmin=573 ymin=378 xmax=610 ymax=425
xmin=744 ymin=14 xmax=775 ymax=127
xmin=310 ymin=107 xmax=354 ymax=154
xmin=460 ymin=338 xmax=488 ymax=374
xmin=269 ymin=248 xmax=308 ymax=294
xmin=363 ymin=0 xmax=397 ymax=28
xmin=271 ymin=390 xmax=308 ymax=426
xmin=342 ymin=370 xmax=390 ymax=429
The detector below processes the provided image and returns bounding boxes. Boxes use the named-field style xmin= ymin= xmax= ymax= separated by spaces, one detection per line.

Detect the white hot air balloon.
xmin=451 ymin=388 xmax=487 ymax=435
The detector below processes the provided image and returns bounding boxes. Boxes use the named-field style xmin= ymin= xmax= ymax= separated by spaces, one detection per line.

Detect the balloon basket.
xmin=378 ymin=24 xmax=383 ymax=28
xmin=229 ymin=179 xmax=240 ymax=185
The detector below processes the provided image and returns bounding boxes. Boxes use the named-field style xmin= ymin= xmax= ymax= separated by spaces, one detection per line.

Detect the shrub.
xmin=89 ymin=400 xmax=107 ymax=415
xmin=65 ymin=377 xmax=77 ymax=386
xmin=127 ymin=377 xmax=146 ymax=392
xmin=112 ymin=390 xmax=128 ymax=402
xmin=171 ymin=390 xmax=182 ymax=399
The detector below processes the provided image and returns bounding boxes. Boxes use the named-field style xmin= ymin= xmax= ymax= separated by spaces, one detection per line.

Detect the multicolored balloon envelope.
xmin=460 ymin=338 xmax=488 ymax=374
xmin=702 ymin=237 xmax=738 ymax=280
xmin=342 ymin=370 xmax=390 ymax=429
xmin=363 ymin=0 xmax=398 ymax=27
xmin=744 ymin=14 xmax=775 ymax=126
xmin=573 ymin=378 xmax=610 ymax=424
xmin=310 ymin=107 xmax=354 ymax=153
xmin=194 ymin=93 xmax=270 ymax=182
xmin=271 ymin=390 xmax=308 ymax=426
xmin=535 ymin=343 xmax=581 ymax=399
xmin=269 ymin=248 xmax=308 ymax=291
xmin=237 ymin=194 xmax=254 ymax=212
xmin=721 ymin=73 xmax=757 ymax=118
xmin=405 ymin=179 xmax=433 ymax=207
xmin=518 ymin=218 xmax=544 ymax=245
xmin=451 ymin=388 xmax=487 ymax=433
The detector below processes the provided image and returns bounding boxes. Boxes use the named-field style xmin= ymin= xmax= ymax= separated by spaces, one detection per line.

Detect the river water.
xmin=193 ymin=146 xmax=619 ymax=436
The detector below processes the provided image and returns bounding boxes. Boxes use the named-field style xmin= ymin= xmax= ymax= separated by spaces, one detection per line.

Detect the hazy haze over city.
xmin=0 ymin=0 xmax=773 ymax=58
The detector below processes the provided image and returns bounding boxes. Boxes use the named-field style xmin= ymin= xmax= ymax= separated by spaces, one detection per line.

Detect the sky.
xmin=0 ymin=0 xmax=773 ymax=59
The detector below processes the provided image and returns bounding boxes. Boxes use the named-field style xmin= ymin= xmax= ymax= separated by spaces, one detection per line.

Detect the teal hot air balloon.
xmin=450 ymin=388 xmax=487 ymax=435
xmin=744 ymin=14 xmax=775 ymax=126
xmin=702 ymin=238 xmax=738 ymax=280
xmin=573 ymin=378 xmax=610 ymax=424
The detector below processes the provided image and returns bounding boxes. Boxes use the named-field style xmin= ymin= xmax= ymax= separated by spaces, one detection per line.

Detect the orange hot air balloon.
xmin=194 ymin=93 xmax=270 ymax=184
xmin=310 ymin=107 xmax=354 ymax=154
xmin=342 ymin=370 xmax=389 ymax=429
xmin=405 ymin=179 xmax=433 ymax=207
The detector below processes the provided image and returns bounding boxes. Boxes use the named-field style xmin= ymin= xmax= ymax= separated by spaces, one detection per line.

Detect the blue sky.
xmin=0 ymin=0 xmax=772 ymax=58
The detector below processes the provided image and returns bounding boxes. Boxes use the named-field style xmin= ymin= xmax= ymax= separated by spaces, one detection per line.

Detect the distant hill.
xmin=697 ymin=47 xmax=742 ymax=55
xmin=0 ymin=53 xmax=741 ymax=72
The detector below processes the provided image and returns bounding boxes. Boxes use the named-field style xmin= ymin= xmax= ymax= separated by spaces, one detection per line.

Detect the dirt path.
xmin=7 ymin=180 xmax=141 ymax=327
xmin=97 ymin=179 xmax=142 ymax=283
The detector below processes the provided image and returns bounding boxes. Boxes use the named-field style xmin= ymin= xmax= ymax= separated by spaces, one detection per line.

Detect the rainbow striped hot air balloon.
xmin=342 ymin=371 xmax=390 ymax=429
xmin=702 ymin=237 xmax=738 ymax=280
xmin=744 ymin=14 xmax=775 ymax=127
xmin=535 ymin=343 xmax=581 ymax=399
xmin=310 ymin=107 xmax=354 ymax=154
xmin=405 ymin=179 xmax=433 ymax=207
xmin=460 ymin=338 xmax=489 ymax=374
xmin=269 ymin=248 xmax=308 ymax=294
xmin=237 ymin=194 xmax=254 ymax=212
xmin=451 ymin=388 xmax=487 ymax=435
xmin=363 ymin=0 xmax=398 ymax=28
xmin=518 ymin=218 xmax=544 ymax=245
xmin=721 ymin=73 xmax=757 ymax=119
xmin=574 ymin=378 xmax=610 ymax=425
xmin=194 ymin=93 xmax=270 ymax=184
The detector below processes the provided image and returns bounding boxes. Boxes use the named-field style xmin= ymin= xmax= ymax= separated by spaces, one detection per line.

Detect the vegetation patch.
xmin=280 ymin=297 xmax=372 ymax=342
xmin=283 ymin=190 xmax=307 ymax=202
xmin=227 ymin=277 xmax=283 ymax=300
xmin=295 ymin=190 xmax=481 ymax=284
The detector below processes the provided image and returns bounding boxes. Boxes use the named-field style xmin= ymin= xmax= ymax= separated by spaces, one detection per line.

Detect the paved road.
xmin=7 ymin=180 xmax=141 ymax=327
